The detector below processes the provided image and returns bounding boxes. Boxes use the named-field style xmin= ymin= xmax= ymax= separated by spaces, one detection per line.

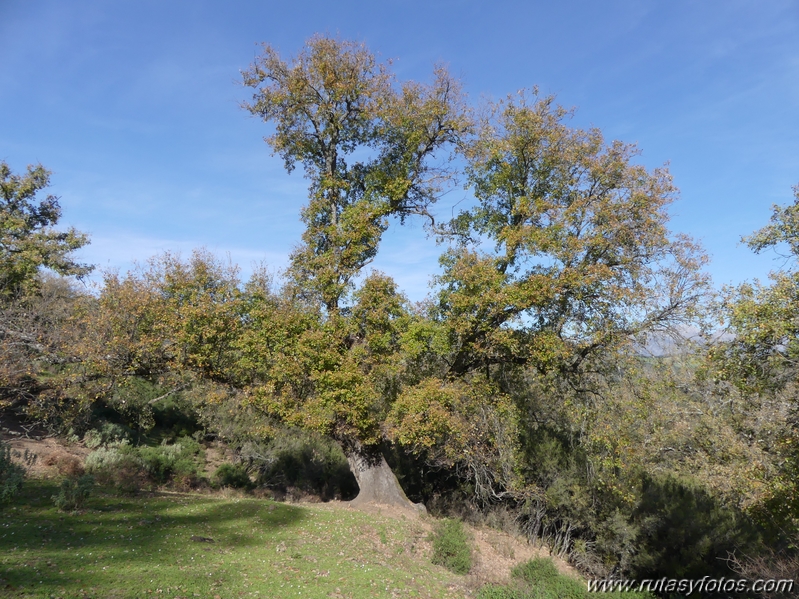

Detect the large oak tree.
xmin=240 ymin=35 xmax=470 ymax=507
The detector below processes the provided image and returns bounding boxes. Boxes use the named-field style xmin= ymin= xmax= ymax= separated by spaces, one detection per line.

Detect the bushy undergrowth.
xmin=507 ymin=427 xmax=770 ymax=581
xmin=430 ymin=518 xmax=472 ymax=574
xmin=52 ymin=474 xmax=94 ymax=511
xmin=511 ymin=557 xmax=560 ymax=585
xmin=85 ymin=436 xmax=204 ymax=492
xmin=241 ymin=428 xmax=357 ymax=500
xmin=137 ymin=436 xmax=202 ymax=485
xmin=213 ymin=462 xmax=253 ymax=489
xmin=0 ymin=439 xmax=24 ymax=503
xmin=83 ymin=421 xmax=133 ymax=449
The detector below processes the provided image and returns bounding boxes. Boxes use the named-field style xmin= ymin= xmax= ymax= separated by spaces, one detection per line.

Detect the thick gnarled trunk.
xmin=345 ymin=447 xmax=426 ymax=514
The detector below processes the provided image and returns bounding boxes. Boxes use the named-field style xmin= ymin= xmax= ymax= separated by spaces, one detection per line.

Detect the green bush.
xmin=430 ymin=518 xmax=472 ymax=574
xmin=83 ymin=428 xmax=103 ymax=449
xmin=0 ymin=440 xmax=24 ymax=503
xmin=52 ymin=475 xmax=94 ymax=511
xmin=85 ymin=443 xmax=148 ymax=493
xmin=511 ymin=557 xmax=561 ymax=585
xmin=83 ymin=421 xmax=133 ymax=449
xmin=85 ymin=442 xmax=129 ymax=471
xmin=85 ymin=438 xmax=204 ymax=492
xmin=628 ymin=473 xmax=762 ymax=579
xmin=540 ymin=576 xmax=586 ymax=599
xmin=476 ymin=557 xmax=595 ymax=599
xmin=492 ymin=557 xmax=659 ymax=599
xmin=213 ymin=463 xmax=253 ymax=489
xmin=137 ymin=437 xmax=202 ymax=486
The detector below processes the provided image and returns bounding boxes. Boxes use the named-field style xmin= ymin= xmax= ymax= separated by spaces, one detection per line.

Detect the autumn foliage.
xmin=1 ymin=36 xmax=797 ymax=589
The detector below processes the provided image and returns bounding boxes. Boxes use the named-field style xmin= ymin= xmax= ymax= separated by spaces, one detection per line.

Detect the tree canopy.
xmin=711 ymin=184 xmax=799 ymax=525
xmin=0 ymin=161 xmax=91 ymax=299
xmin=0 ymin=162 xmax=91 ymax=414
xmin=242 ymin=35 xmax=470 ymax=311
xmin=386 ymin=91 xmax=710 ymax=501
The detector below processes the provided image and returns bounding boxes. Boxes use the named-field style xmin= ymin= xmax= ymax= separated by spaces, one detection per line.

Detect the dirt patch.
xmin=469 ymin=526 xmax=580 ymax=584
xmin=2 ymin=434 xmax=90 ymax=478
xmin=1 ymin=410 xmax=89 ymax=477
xmin=202 ymin=440 xmax=235 ymax=477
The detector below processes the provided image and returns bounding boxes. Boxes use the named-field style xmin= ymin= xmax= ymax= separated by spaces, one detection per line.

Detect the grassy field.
xmin=0 ymin=480 xmax=470 ymax=599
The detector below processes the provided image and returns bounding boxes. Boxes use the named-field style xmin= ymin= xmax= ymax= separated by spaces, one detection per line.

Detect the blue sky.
xmin=1 ymin=0 xmax=797 ymax=301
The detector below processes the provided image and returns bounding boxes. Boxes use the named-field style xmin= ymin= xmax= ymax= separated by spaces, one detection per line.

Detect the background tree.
xmin=0 ymin=162 xmax=91 ymax=299
xmin=59 ymin=250 xmax=245 ymax=432
xmin=0 ymin=161 xmax=91 ymax=417
xmin=711 ymin=183 xmax=799 ymax=550
xmin=716 ymin=184 xmax=799 ymax=395
xmin=239 ymin=35 xmax=471 ymax=507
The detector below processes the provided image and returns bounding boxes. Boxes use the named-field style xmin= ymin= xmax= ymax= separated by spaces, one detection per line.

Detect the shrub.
xmin=511 ymin=557 xmax=560 ymax=585
xmin=44 ymin=452 xmax=84 ymax=476
xmin=86 ymin=437 xmax=204 ymax=491
xmin=539 ymin=575 xmax=586 ymax=599
xmin=628 ymin=474 xmax=762 ymax=579
xmin=431 ymin=518 xmax=472 ymax=574
xmin=83 ymin=421 xmax=132 ymax=449
xmin=0 ymin=440 xmax=24 ymax=503
xmin=137 ymin=437 xmax=202 ymax=486
xmin=52 ymin=474 xmax=94 ymax=511
xmin=495 ymin=557 xmax=657 ymax=599
xmin=83 ymin=428 xmax=103 ymax=449
xmin=480 ymin=557 xmax=599 ymax=599
xmin=213 ymin=463 xmax=253 ymax=489
xmin=85 ymin=442 xmax=131 ymax=470
xmin=85 ymin=442 xmax=147 ymax=493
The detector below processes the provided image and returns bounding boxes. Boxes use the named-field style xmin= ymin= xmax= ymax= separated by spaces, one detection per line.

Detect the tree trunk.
xmin=345 ymin=446 xmax=426 ymax=514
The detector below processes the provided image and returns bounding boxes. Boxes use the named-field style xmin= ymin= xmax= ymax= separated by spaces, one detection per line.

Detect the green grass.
xmin=0 ymin=480 xmax=468 ymax=599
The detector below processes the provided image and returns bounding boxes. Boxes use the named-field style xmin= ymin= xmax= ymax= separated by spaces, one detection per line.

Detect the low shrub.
xmin=513 ymin=558 xmax=586 ymax=599
xmin=137 ymin=436 xmax=202 ymax=487
xmin=213 ymin=463 xmax=253 ymax=489
xmin=539 ymin=575 xmax=586 ymax=599
xmin=86 ymin=437 xmax=205 ymax=491
xmin=52 ymin=474 xmax=94 ymax=511
xmin=479 ymin=557 xmax=657 ymax=599
xmin=511 ymin=557 xmax=560 ymax=585
xmin=0 ymin=440 xmax=24 ymax=503
xmin=44 ymin=452 xmax=84 ymax=476
xmin=83 ymin=421 xmax=132 ymax=449
xmin=83 ymin=429 xmax=103 ymax=449
xmin=85 ymin=442 xmax=148 ymax=493
xmin=430 ymin=518 xmax=472 ymax=574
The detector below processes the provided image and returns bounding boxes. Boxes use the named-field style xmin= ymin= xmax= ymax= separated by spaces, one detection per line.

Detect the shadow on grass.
xmin=0 ymin=478 xmax=306 ymax=593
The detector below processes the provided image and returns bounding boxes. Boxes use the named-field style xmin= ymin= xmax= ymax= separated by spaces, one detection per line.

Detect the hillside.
xmin=0 ymin=431 xmax=576 ymax=599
